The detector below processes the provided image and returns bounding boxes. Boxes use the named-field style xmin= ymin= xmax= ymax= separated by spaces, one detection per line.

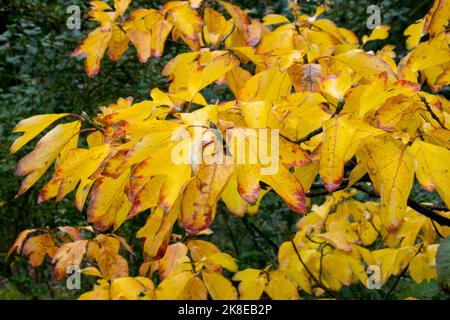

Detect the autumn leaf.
xmin=202 ymin=271 xmax=238 ymax=300
xmin=8 ymin=0 xmax=450 ymax=301
xmin=87 ymin=235 xmax=129 ymax=280
xmin=110 ymin=276 xmax=154 ymax=300
xmin=155 ymin=271 xmax=207 ymax=300
xmin=53 ymin=240 xmax=88 ymax=280
xmin=358 ymin=137 xmax=415 ymax=231
xmin=362 ymin=25 xmax=390 ymax=44
xmin=233 ymin=268 xmax=267 ymax=300
xmin=332 ymin=50 xmax=397 ymax=81
xmin=72 ymin=28 xmax=112 ymax=77
xmin=409 ymin=140 xmax=450 ymax=208
xmin=10 ymin=114 xmax=71 ymax=154
xmin=180 ymin=163 xmax=235 ymax=235
xmin=265 ymin=271 xmax=299 ymax=300
xmin=22 ymin=233 xmax=57 ymax=267
xmin=15 ymin=121 xmax=81 ymax=197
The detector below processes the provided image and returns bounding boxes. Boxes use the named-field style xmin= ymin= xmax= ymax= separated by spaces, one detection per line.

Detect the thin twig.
xmin=290 ymin=240 xmax=338 ymax=299
xmin=287 ymin=99 xmax=346 ymax=144
xmin=294 ymin=127 xmax=323 ymax=144
xmin=420 ymin=95 xmax=446 ymax=129
xmin=431 ymin=220 xmax=444 ymax=239
xmin=384 ymin=243 xmax=424 ymax=300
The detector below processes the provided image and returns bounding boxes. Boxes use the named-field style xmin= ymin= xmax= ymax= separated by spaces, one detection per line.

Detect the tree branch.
xmin=290 ymin=240 xmax=338 ymax=299
xmin=407 ymin=198 xmax=450 ymax=227
xmin=307 ymin=179 xmax=450 ymax=227
xmin=420 ymin=95 xmax=446 ymax=129
xmin=283 ymin=99 xmax=346 ymax=144
xmin=352 ymin=184 xmax=450 ymax=227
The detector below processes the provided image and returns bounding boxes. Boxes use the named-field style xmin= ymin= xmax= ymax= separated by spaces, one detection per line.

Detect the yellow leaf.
xmin=408 ymin=252 xmax=438 ymax=283
xmin=203 ymin=8 xmax=228 ymax=48
xmin=114 ymin=0 xmax=131 ymax=17
xmin=400 ymin=34 xmax=450 ymax=75
xmin=294 ymin=161 xmax=319 ymax=193
xmin=220 ymin=1 xmax=260 ymax=46
xmin=277 ymin=242 xmax=312 ymax=294
xmin=310 ymin=19 xmax=349 ymax=44
xmin=38 ymin=144 xmax=110 ymax=203
xmin=221 ymin=170 xmax=249 ymax=217
xmin=188 ymin=53 xmax=238 ymax=99
xmin=409 ymin=140 xmax=450 ymax=208
xmin=226 ymin=66 xmax=252 ymax=98
xmin=319 ymin=116 xmax=382 ymax=192
xmin=425 ymin=0 xmax=450 ymax=35
xmin=180 ymin=163 xmax=235 ymax=235
xmin=317 ymin=232 xmax=352 ymax=252
xmin=265 ymin=271 xmax=299 ymax=300
xmin=261 ymin=165 xmax=306 ymax=213
xmin=358 ymin=78 xmax=420 ymax=118
xmin=187 ymin=240 xmax=221 ymax=270
xmin=358 ymin=137 xmax=415 ymax=231
xmin=133 ymin=143 xmax=191 ymax=211
xmin=88 ymin=235 xmax=129 ymax=280
xmin=372 ymin=247 xmax=416 ymax=284
xmin=10 ymin=114 xmax=70 ymax=154
xmin=123 ymin=9 xmax=166 ymax=63
xmin=289 ymin=63 xmax=322 ymax=93
xmin=206 ymin=252 xmax=238 ymax=272
xmin=151 ymin=19 xmax=173 ymax=58
xmin=155 ymin=271 xmax=207 ymax=300
xmin=81 ymin=266 xmax=102 ymax=277
xmin=110 ymin=276 xmax=154 ymax=300
xmin=239 ymin=66 xmax=292 ymax=103
xmin=241 ymin=101 xmax=271 ymax=128
xmin=319 ymin=68 xmax=352 ymax=101
xmin=107 ymin=24 xmax=129 ymax=62
xmin=129 ymin=175 xmax=166 ymax=216
xmin=319 ymin=116 xmax=356 ymax=192
xmin=232 ymin=268 xmax=267 ymax=300
xmin=404 ymin=20 xmax=425 ymax=50
xmin=7 ymin=229 xmax=38 ymax=258
xmin=137 ymin=206 xmax=179 ymax=259
xmin=79 ymin=280 xmax=110 ymax=300
xmin=15 ymin=121 xmax=81 ymax=197
xmin=362 ymin=25 xmax=390 ymax=44
xmin=53 ymin=240 xmax=88 ymax=280
xmin=156 ymin=242 xmax=189 ymax=280
xmin=321 ymin=253 xmax=352 ymax=291
xmin=72 ymin=28 xmax=112 ymax=77
xmin=163 ymin=2 xmax=202 ymax=50
xmin=375 ymin=95 xmax=422 ymax=133
xmin=332 ymin=50 xmax=397 ymax=81
xmin=87 ymin=169 xmax=131 ymax=230
xmin=262 ymin=14 xmax=290 ymax=26
xmin=202 ymin=271 xmax=238 ymax=300
xmin=268 ymin=92 xmax=329 ymax=141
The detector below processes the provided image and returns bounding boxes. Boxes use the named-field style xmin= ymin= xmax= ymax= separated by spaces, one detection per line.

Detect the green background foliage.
xmin=1 ymin=0 xmax=445 ymax=299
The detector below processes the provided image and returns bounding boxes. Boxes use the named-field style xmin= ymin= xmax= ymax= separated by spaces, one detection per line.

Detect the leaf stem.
xmin=289 ymin=239 xmax=338 ymax=299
